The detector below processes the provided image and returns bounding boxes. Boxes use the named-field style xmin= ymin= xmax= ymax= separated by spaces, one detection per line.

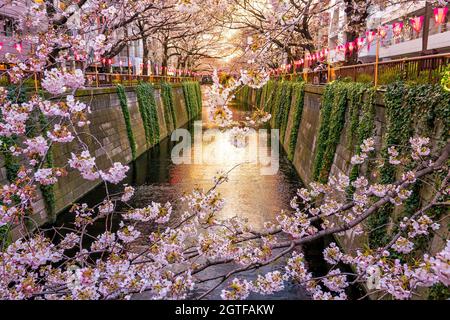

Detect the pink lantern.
xmin=356 ymin=37 xmax=365 ymax=50
xmin=410 ymin=16 xmax=424 ymax=33
xmin=0 ymin=42 xmax=3 ymax=51
xmin=15 ymin=43 xmax=22 ymax=53
xmin=378 ymin=25 xmax=389 ymax=39
xmin=434 ymin=7 xmax=448 ymax=25
xmin=392 ymin=22 xmax=403 ymax=36
xmin=366 ymin=31 xmax=376 ymax=44
xmin=347 ymin=41 xmax=355 ymax=54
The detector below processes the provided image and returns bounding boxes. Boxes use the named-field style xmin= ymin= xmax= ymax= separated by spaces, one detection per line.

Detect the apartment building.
xmin=0 ymin=1 xmax=148 ymax=75
xmin=327 ymin=0 xmax=450 ymax=63
xmin=0 ymin=0 xmax=33 ymax=70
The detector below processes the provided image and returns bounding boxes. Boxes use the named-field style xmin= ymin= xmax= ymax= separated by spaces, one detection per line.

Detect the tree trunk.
xmin=162 ymin=41 xmax=169 ymax=76
xmin=142 ymin=36 xmax=150 ymax=75
xmin=345 ymin=31 xmax=358 ymax=65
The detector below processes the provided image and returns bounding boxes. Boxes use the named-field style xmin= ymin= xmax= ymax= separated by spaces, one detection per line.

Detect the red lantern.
xmin=434 ymin=7 xmax=448 ymax=25
xmin=410 ymin=16 xmax=424 ymax=33
xmin=392 ymin=22 xmax=403 ymax=36
xmin=0 ymin=42 xmax=3 ymax=51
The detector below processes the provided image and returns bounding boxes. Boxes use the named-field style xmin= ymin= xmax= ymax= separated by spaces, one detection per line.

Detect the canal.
xmin=50 ymin=100 xmax=362 ymax=300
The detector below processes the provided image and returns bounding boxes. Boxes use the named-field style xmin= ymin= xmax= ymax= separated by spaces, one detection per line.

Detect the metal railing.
xmin=84 ymin=73 xmax=197 ymax=87
xmin=0 ymin=70 xmax=198 ymax=89
xmin=272 ymin=53 xmax=450 ymax=85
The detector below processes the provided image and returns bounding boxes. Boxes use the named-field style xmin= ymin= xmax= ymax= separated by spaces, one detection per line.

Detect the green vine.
xmin=270 ymin=81 xmax=285 ymax=127
xmin=116 ymin=85 xmax=137 ymax=161
xmin=312 ymin=81 xmax=341 ymax=182
xmin=136 ymin=83 xmax=160 ymax=146
xmin=280 ymin=82 xmax=294 ymax=142
xmin=428 ymin=283 xmax=450 ymax=300
xmin=368 ymin=81 xmax=450 ymax=248
xmin=161 ymin=82 xmax=177 ymax=131
xmin=317 ymin=82 xmax=349 ymax=183
xmin=348 ymin=86 xmax=376 ymax=188
xmin=287 ymin=82 xmax=305 ymax=161
xmin=38 ymin=112 xmax=56 ymax=221
xmin=195 ymin=81 xmax=202 ymax=111
xmin=182 ymin=81 xmax=201 ymax=119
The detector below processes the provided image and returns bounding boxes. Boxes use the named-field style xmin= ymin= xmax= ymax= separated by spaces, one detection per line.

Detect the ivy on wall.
xmin=287 ymin=82 xmax=306 ymax=161
xmin=347 ymin=85 xmax=376 ymax=187
xmin=264 ymin=80 xmax=278 ymax=113
xmin=270 ymin=81 xmax=285 ymax=127
xmin=116 ymin=85 xmax=137 ymax=161
xmin=161 ymin=82 xmax=177 ymax=131
xmin=194 ymin=81 xmax=202 ymax=111
xmin=37 ymin=112 xmax=56 ymax=221
xmin=279 ymin=82 xmax=294 ymax=142
xmin=239 ymin=80 xmax=305 ymax=161
xmin=312 ymin=81 xmax=338 ymax=182
xmin=240 ymin=79 xmax=449 ymax=295
xmin=182 ymin=81 xmax=201 ymax=119
xmin=136 ymin=83 xmax=160 ymax=146
xmin=368 ymin=81 xmax=450 ymax=248
xmin=316 ymin=82 xmax=349 ymax=183
xmin=1 ymin=86 xmax=26 ymax=182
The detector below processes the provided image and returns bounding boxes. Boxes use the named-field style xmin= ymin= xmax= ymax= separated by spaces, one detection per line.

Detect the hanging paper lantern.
xmin=378 ymin=25 xmax=389 ymax=39
xmin=347 ymin=41 xmax=355 ymax=54
xmin=410 ymin=16 xmax=424 ymax=33
xmin=356 ymin=37 xmax=365 ymax=50
xmin=366 ymin=31 xmax=376 ymax=44
xmin=392 ymin=22 xmax=403 ymax=36
xmin=15 ymin=43 xmax=22 ymax=53
xmin=434 ymin=7 xmax=448 ymax=25
xmin=0 ymin=42 xmax=3 ymax=51
xmin=319 ymin=50 xmax=324 ymax=59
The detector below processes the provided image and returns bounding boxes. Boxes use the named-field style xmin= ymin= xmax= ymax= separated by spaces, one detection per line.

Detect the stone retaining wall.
xmin=0 ymin=84 xmax=197 ymax=238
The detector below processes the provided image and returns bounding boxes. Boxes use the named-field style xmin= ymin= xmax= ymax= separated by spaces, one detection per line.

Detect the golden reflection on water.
xmin=166 ymin=105 xmax=292 ymax=232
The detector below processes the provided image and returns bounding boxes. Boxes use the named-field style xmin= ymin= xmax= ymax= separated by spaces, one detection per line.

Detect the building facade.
xmin=0 ymin=1 xmax=149 ymax=75
xmin=327 ymin=0 xmax=450 ymax=63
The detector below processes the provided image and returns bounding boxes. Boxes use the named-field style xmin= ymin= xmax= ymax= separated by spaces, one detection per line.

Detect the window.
xmin=0 ymin=15 xmax=16 ymax=37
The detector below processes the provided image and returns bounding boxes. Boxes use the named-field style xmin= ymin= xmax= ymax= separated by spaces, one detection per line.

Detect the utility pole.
xmin=422 ymin=1 xmax=432 ymax=54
